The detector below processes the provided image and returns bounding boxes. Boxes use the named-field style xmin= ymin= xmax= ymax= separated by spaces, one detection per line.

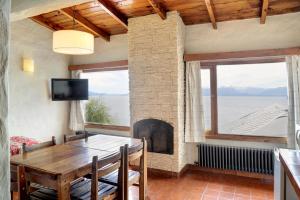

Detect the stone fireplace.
xmin=133 ymin=119 xmax=174 ymax=155
xmin=128 ymin=11 xmax=186 ymax=173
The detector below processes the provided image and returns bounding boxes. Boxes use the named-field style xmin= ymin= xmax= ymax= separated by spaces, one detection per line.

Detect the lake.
xmin=90 ymin=95 xmax=288 ymax=137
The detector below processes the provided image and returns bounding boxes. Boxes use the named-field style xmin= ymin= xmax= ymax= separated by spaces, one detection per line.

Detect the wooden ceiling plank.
xmin=30 ymin=15 xmax=63 ymax=31
xmin=60 ymin=7 xmax=110 ymax=41
xmin=204 ymin=0 xmax=217 ymax=29
xmin=97 ymin=0 xmax=128 ymax=29
xmin=147 ymin=0 xmax=167 ymax=20
xmin=260 ymin=0 xmax=269 ymax=24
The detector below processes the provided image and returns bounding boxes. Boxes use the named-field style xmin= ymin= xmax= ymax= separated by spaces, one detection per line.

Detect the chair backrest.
xmin=91 ymin=147 xmax=125 ymax=200
xmin=119 ymin=138 xmax=146 ymax=200
xmin=11 ymin=136 xmax=56 ymax=193
xmin=128 ymin=138 xmax=146 ymax=162
xmin=22 ymin=136 xmax=56 ymax=153
xmin=63 ymin=132 xmax=88 ymax=143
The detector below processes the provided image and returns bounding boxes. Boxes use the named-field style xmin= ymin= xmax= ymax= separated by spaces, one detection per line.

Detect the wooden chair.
xmin=63 ymin=132 xmax=88 ymax=143
xmin=10 ymin=164 xmax=18 ymax=200
xmin=22 ymin=136 xmax=56 ymax=152
xmin=100 ymin=138 xmax=147 ymax=200
xmin=18 ymin=146 xmax=126 ymax=200
xmin=10 ymin=136 xmax=56 ymax=200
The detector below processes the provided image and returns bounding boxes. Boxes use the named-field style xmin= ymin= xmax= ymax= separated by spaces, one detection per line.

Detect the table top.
xmin=67 ymin=134 xmax=141 ymax=152
xmin=11 ymin=134 xmax=141 ymax=175
xmin=279 ymin=149 xmax=300 ymax=198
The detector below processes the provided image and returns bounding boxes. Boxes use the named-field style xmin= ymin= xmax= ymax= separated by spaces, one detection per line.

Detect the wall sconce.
xmin=23 ymin=58 xmax=34 ymax=73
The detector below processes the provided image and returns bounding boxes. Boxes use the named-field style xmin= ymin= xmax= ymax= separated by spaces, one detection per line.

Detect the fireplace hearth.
xmin=133 ymin=119 xmax=173 ymax=154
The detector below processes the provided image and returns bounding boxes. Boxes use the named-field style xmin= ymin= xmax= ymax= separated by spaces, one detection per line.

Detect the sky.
xmin=81 ymin=70 xmax=129 ymax=94
xmin=201 ymin=62 xmax=288 ymax=89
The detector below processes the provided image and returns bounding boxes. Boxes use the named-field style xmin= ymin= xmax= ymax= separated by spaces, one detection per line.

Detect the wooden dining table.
xmin=11 ymin=134 xmax=144 ymax=200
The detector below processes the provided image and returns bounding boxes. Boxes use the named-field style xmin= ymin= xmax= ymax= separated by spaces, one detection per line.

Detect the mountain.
xmin=89 ymin=87 xmax=287 ymax=97
xmin=89 ymin=91 xmax=129 ymax=96
xmin=203 ymin=87 xmax=287 ymax=96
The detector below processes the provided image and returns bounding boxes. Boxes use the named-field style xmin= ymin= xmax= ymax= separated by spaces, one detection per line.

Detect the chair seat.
xmin=100 ymin=170 xmax=140 ymax=186
xmin=30 ymin=178 xmax=117 ymax=200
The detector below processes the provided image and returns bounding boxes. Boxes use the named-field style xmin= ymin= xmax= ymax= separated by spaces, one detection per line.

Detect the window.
xmin=81 ymin=70 xmax=130 ymax=127
xmin=202 ymin=61 xmax=288 ymax=139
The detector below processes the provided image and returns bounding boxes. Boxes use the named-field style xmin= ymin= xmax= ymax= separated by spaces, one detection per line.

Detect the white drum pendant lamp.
xmin=53 ymin=30 xmax=94 ymax=55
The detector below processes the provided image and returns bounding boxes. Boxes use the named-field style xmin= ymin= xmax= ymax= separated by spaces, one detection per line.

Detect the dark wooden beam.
xmin=60 ymin=7 xmax=110 ymax=41
xmin=204 ymin=0 xmax=217 ymax=29
xmin=97 ymin=0 xmax=128 ymax=29
xmin=69 ymin=60 xmax=128 ymax=71
xmin=184 ymin=47 xmax=300 ymax=61
xmin=147 ymin=0 xmax=166 ymax=20
xmin=30 ymin=15 xmax=63 ymax=31
xmin=260 ymin=0 xmax=269 ymax=24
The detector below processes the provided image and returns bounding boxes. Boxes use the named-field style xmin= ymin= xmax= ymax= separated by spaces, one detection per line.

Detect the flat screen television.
xmin=51 ymin=79 xmax=88 ymax=101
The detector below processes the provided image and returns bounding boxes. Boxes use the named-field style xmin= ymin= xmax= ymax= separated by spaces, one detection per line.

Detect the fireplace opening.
xmin=133 ymin=119 xmax=173 ymax=154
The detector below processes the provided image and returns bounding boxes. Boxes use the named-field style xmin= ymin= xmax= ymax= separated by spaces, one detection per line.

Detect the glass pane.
xmin=217 ymin=62 xmax=288 ymax=137
xmin=201 ymin=69 xmax=211 ymax=130
xmin=81 ymin=70 xmax=130 ymax=126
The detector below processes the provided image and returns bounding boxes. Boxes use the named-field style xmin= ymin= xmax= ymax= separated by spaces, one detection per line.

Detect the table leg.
xmin=57 ymin=176 xmax=70 ymax=200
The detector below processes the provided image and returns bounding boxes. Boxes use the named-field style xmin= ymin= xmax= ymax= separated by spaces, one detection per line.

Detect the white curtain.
xmin=185 ymin=61 xmax=206 ymax=142
xmin=69 ymin=70 xmax=85 ymax=132
xmin=286 ymin=56 xmax=300 ymax=149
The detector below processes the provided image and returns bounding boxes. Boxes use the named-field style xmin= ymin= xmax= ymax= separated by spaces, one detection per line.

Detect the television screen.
xmin=51 ymin=79 xmax=88 ymax=101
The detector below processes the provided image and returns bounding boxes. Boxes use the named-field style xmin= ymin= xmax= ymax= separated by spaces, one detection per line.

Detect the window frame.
xmin=201 ymin=58 xmax=287 ymax=144
xmin=81 ymin=66 xmax=130 ymax=132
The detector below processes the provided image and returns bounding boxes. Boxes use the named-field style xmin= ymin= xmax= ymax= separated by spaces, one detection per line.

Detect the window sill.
xmin=205 ymin=133 xmax=287 ymax=144
xmin=84 ymin=123 xmax=130 ymax=132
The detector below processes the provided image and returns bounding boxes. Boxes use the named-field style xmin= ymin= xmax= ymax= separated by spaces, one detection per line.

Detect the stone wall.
xmin=128 ymin=12 xmax=186 ymax=173
xmin=0 ymin=0 xmax=11 ymax=198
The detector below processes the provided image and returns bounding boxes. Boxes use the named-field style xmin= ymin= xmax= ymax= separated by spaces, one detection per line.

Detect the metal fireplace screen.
xmin=133 ymin=119 xmax=173 ymax=155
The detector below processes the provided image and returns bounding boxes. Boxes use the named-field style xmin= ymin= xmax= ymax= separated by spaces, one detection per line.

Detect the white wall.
xmin=185 ymin=12 xmax=300 ymax=53
xmin=9 ymin=19 xmax=70 ymax=143
xmin=71 ymin=34 xmax=128 ymax=65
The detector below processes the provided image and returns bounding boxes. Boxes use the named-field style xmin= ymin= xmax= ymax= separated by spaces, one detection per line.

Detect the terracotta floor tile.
xmin=235 ymin=187 xmax=251 ymax=196
xmin=251 ymin=196 xmax=266 ymax=200
xmin=219 ymin=191 xmax=235 ymax=199
xmin=207 ymin=183 xmax=223 ymax=190
xmin=203 ymin=188 xmax=220 ymax=197
xmin=222 ymin=186 xmax=236 ymax=193
xmin=187 ymin=191 xmax=204 ymax=200
xmin=201 ymin=195 xmax=219 ymax=200
xmin=234 ymin=194 xmax=251 ymax=200
xmin=128 ymin=172 xmax=273 ymax=200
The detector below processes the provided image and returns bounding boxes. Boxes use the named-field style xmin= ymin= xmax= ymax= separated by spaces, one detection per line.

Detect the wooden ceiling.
xmin=30 ymin=0 xmax=300 ymax=41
